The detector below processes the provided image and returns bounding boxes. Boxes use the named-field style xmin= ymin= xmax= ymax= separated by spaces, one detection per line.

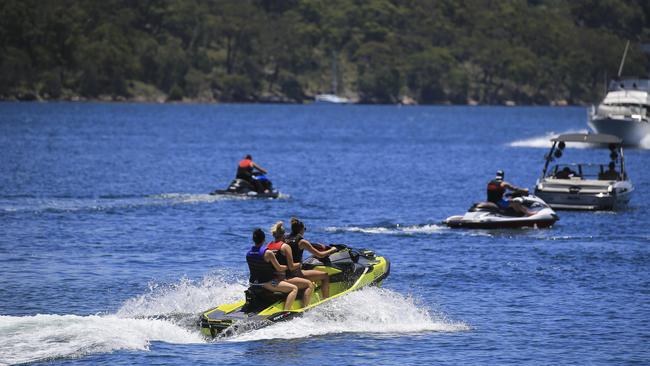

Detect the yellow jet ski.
xmin=199 ymin=245 xmax=390 ymax=337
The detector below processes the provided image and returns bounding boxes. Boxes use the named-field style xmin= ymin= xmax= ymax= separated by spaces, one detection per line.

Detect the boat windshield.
xmin=608 ymin=79 xmax=650 ymax=92
xmin=547 ymin=163 xmax=621 ymax=181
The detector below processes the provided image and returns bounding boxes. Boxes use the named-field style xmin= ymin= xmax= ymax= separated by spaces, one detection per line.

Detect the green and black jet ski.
xmin=199 ymin=245 xmax=390 ymax=338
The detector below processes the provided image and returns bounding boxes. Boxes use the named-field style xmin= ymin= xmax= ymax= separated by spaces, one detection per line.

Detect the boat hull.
xmin=588 ymin=117 xmax=650 ymax=146
xmin=535 ymin=179 xmax=633 ymax=210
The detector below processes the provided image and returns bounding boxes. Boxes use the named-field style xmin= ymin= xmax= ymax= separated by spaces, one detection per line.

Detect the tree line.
xmin=1 ymin=0 xmax=648 ymax=104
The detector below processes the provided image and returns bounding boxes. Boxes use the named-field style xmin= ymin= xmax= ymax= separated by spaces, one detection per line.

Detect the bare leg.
xmin=264 ymin=281 xmax=298 ymax=310
xmin=301 ymin=269 xmax=330 ymax=298
xmin=286 ymin=277 xmax=314 ymax=307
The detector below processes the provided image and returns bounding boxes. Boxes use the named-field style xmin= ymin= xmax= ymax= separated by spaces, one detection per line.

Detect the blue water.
xmin=1 ymin=103 xmax=649 ymax=365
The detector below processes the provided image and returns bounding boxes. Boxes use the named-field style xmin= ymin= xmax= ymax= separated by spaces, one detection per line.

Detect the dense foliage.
xmin=1 ymin=0 xmax=648 ymax=104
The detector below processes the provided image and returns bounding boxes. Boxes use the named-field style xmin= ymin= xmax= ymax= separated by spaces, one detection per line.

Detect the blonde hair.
xmin=270 ymin=221 xmax=285 ymax=239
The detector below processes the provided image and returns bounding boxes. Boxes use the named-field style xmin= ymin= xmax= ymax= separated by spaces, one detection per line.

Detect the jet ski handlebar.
xmin=506 ymin=188 xmax=529 ymax=198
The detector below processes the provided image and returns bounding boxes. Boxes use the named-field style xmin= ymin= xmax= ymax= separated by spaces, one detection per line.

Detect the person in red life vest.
xmin=246 ymin=228 xmax=299 ymax=311
xmin=487 ymin=170 xmax=531 ymax=216
xmin=267 ymin=221 xmax=315 ymax=307
xmin=236 ymin=154 xmax=268 ymax=192
xmin=285 ymin=217 xmax=337 ymax=298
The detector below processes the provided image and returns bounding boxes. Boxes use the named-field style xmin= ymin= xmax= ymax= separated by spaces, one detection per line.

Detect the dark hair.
xmin=290 ymin=217 xmax=305 ymax=234
xmin=252 ymin=228 xmax=265 ymax=245
xmin=245 ymin=154 xmax=252 ymax=160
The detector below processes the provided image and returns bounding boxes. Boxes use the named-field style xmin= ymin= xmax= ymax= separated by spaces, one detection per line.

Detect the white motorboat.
xmin=588 ymin=78 xmax=650 ymax=145
xmin=587 ymin=41 xmax=650 ymax=145
xmin=314 ymin=93 xmax=350 ymax=104
xmin=534 ymin=133 xmax=634 ymax=210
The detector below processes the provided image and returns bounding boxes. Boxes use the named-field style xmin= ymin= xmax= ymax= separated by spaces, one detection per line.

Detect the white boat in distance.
xmin=588 ymin=78 xmax=650 ymax=145
xmin=314 ymin=93 xmax=350 ymax=104
xmin=534 ymin=133 xmax=634 ymax=210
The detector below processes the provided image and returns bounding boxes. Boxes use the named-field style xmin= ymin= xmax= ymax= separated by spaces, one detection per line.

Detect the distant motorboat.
xmin=588 ymin=41 xmax=650 ymax=146
xmin=534 ymin=133 xmax=634 ymax=210
xmin=314 ymin=93 xmax=350 ymax=104
xmin=588 ymin=78 xmax=650 ymax=145
xmin=314 ymin=51 xmax=350 ymax=104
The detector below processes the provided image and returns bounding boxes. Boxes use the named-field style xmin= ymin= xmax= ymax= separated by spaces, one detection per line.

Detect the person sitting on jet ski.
xmin=285 ymin=217 xmax=338 ymax=299
xmin=246 ymin=228 xmax=299 ymax=311
xmin=487 ymin=170 xmax=531 ymax=216
xmin=236 ymin=155 xmax=268 ymax=192
xmin=267 ymin=221 xmax=315 ymax=307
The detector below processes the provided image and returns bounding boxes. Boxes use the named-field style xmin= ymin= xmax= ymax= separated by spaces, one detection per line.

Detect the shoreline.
xmin=0 ymin=95 xmax=579 ymax=107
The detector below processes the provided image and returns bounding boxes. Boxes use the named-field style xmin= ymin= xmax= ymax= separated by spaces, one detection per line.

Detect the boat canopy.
xmin=551 ymin=133 xmax=622 ymax=144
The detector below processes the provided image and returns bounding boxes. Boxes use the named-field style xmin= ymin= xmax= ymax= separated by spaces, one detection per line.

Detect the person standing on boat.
xmin=285 ymin=217 xmax=337 ymax=298
xmin=236 ymin=155 xmax=268 ymax=192
xmin=246 ymin=228 xmax=298 ymax=311
xmin=267 ymin=222 xmax=315 ymax=307
xmin=487 ymin=170 xmax=531 ymax=216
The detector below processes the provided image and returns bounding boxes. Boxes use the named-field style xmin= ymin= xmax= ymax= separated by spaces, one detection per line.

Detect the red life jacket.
xmin=267 ymin=240 xmax=283 ymax=251
xmin=487 ymin=179 xmax=505 ymax=203
xmin=239 ymin=159 xmax=252 ymax=169
xmin=267 ymin=240 xmax=288 ymax=269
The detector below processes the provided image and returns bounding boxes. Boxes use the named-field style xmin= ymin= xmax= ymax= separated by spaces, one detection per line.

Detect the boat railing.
xmin=547 ymin=163 xmax=622 ymax=181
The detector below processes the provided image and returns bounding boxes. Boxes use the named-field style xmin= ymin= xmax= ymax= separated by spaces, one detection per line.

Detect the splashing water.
xmin=640 ymin=134 xmax=650 ymax=149
xmin=508 ymin=129 xmax=590 ymax=148
xmin=0 ymin=314 xmax=205 ymax=365
xmin=0 ymin=274 xmax=245 ymax=365
xmin=227 ymin=287 xmax=469 ymax=342
xmin=117 ymin=273 xmax=247 ymax=318
xmin=0 ymin=275 xmax=465 ymax=364
xmin=325 ymin=224 xmax=445 ymax=235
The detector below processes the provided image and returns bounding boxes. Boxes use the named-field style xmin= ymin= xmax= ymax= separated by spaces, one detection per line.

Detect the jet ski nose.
xmin=551 ymin=213 xmax=560 ymax=221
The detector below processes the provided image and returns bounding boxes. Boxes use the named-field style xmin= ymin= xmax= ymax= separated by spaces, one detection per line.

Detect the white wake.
xmin=325 ymin=224 xmax=445 ymax=235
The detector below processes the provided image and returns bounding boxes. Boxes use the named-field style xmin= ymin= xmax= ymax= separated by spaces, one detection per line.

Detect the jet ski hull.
xmin=210 ymin=189 xmax=280 ymax=199
xmin=210 ymin=178 xmax=280 ymax=199
xmin=444 ymin=214 xmax=558 ymax=229
xmin=443 ymin=195 xmax=559 ymax=229
xmin=199 ymin=247 xmax=389 ymax=338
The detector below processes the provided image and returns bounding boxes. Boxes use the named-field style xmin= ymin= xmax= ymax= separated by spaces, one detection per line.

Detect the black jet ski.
xmin=198 ymin=245 xmax=390 ymax=338
xmin=444 ymin=193 xmax=559 ymax=229
xmin=210 ymin=173 xmax=280 ymax=199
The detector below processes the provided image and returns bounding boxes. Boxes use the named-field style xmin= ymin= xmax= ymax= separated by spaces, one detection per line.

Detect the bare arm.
xmin=265 ymin=250 xmax=287 ymax=272
xmin=282 ymin=244 xmax=301 ymax=271
xmin=301 ymin=239 xmax=336 ymax=258
xmin=502 ymin=181 xmax=526 ymax=192
xmin=251 ymin=162 xmax=268 ymax=174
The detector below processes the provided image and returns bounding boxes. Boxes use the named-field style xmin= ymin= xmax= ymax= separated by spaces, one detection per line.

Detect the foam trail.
xmin=325 ymin=224 xmax=445 ymax=235
xmin=0 ymin=314 xmax=204 ymax=365
xmin=227 ymin=287 xmax=468 ymax=342
xmin=0 ymin=193 xmax=228 ymax=214
xmin=0 ymin=274 xmax=247 ymax=365
xmin=508 ymin=129 xmax=590 ymax=148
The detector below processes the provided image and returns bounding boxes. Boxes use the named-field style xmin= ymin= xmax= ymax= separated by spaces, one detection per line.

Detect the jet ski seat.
xmin=469 ymin=202 xmax=525 ymax=217
xmin=241 ymin=286 xmax=287 ymax=313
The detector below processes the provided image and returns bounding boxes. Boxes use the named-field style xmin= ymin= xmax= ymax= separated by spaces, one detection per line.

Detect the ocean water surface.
xmin=0 ymin=103 xmax=648 ymax=365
